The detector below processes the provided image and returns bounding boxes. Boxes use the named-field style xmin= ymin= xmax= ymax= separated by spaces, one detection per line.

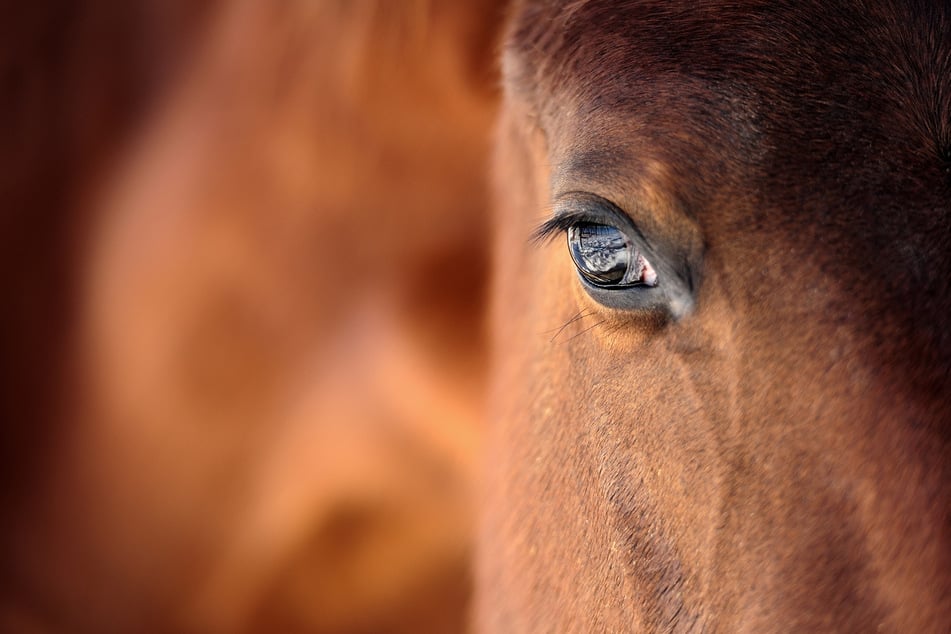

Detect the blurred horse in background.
xmin=1 ymin=2 xmax=504 ymax=631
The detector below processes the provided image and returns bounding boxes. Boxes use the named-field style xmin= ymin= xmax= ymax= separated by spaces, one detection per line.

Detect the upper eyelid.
xmin=531 ymin=193 xmax=641 ymax=245
xmin=531 ymin=212 xmax=583 ymax=244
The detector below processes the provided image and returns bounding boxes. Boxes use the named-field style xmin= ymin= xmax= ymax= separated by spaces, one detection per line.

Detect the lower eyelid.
xmin=576 ymin=273 xmax=670 ymax=313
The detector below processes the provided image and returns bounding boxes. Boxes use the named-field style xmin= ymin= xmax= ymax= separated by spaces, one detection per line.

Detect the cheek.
xmin=483 ymin=100 xmax=720 ymax=621
xmin=490 ymin=220 xmax=733 ymax=596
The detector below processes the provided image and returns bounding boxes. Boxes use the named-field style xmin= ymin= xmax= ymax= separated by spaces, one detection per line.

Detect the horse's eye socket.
xmin=567 ymin=223 xmax=658 ymax=288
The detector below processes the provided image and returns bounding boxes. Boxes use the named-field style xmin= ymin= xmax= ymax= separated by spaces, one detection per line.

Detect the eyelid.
xmin=532 ymin=212 xmax=585 ymax=244
xmin=532 ymin=192 xmax=646 ymax=246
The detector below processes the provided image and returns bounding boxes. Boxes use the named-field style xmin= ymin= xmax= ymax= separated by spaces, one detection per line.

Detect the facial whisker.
xmin=561 ymin=319 xmax=606 ymax=344
xmin=542 ymin=309 xmax=586 ymax=334
xmin=546 ymin=309 xmax=596 ymax=343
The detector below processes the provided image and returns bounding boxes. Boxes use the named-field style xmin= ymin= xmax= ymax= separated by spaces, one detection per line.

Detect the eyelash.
xmin=532 ymin=196 xmax=642 ymax=245
xmin=532 ymin=212 xmax=587 ymax=244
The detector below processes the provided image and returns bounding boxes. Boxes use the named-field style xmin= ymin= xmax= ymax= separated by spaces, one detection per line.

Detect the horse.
xmin=4 ymin=1 xmax=949 ymax=631
xmin=0 ymin=1 xmax=504 ymax=631
xmin=478 ymin=0 xmax=951 ymax=631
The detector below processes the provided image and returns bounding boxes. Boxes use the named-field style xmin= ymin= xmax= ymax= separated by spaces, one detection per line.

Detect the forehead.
xmin=508 ymin=2 xmax=945 ymax=135
xmin=505 ymin=0 xmax=949 ymax=219
xmin=507 ymin=0 xmax=935 ymax=99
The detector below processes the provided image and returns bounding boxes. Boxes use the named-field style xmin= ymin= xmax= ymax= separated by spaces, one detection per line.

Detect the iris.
xmin=567 ymin=223 xmax=658 ymax=288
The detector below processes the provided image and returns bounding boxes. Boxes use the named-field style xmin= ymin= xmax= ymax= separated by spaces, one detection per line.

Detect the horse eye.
xmin=567 ymin=223 xmax=658 ymax=288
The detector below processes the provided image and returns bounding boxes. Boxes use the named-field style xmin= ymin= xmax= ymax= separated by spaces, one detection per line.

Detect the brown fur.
xmin=1 ymin=1 xmax=504 ymax=632
xmin=479 ymin=1 xmax=951 ymax=631
xmin=4 ymin=1 xmax=950 ymax=632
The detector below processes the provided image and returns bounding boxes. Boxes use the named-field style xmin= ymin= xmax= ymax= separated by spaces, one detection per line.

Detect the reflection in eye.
xmin=567 ymin=223 xmax=658 ymax=287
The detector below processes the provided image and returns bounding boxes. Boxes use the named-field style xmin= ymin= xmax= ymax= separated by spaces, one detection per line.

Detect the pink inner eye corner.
xmin=634 ymin=253 xmax=658 ymax=286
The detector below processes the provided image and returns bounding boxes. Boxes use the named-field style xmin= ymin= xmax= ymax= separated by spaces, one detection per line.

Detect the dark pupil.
xmin=567 ymin=223 xmax=630 ymax=285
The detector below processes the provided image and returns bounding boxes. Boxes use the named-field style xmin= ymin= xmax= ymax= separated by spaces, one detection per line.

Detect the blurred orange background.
xmin=1 ymin=2 xmax=506 ymax=631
